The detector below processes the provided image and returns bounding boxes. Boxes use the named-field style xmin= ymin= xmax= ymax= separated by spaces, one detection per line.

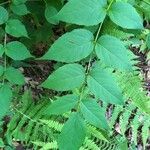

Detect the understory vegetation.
xmin=0 ymin=0 xmax=150 ymax=149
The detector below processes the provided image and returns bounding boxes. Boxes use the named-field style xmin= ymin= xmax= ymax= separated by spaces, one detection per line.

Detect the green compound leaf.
xmin=0 ymin=84 xmax=12 ymax=119
xmin=5 ymin=19 xmax=28 ymax=37
xmin=44 ymin=94 xmax=78 ymax=115
xmin=87 ymin=66 xmax=124 ymax=105
xmin=95 ymin=35 xmax=133 ymax=71
xmin=5 ymin=67 xmax=25 ymax=85
xmin=56 ymin=0 xmax=107 ymax=26
xmin=0 ymin=44 xmax=4 ymax=57
xmin=41 ymin=29 xmax=94 ymax=62
xmin=41 ymin=64 xmax=85 ymax=91
xmin=108 ymin=2 xmax=143 ymax=29
xmin=6 ymin=41 xmax=32 ymax=60
xmin=81 ymin=99 xmax=109 ymax=130
xmin=0 ymin=6 xmax=8 ymax=25
xmin=58 ymin=113 xmax=86 ymax=150
xmin=10 ymin=4 xmax=29 ymax=16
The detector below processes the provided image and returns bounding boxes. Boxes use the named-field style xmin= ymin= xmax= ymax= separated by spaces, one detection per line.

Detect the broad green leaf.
xmin=5 ymin=19 xmax=28 ymax=37
xmin=12 ymin=0 xmax=27 ymax=5
xmin=41 ymin=29 xmax=94 ymax=62
xmin=87 ymin=66 xmax=124 ymax=105
xmin=0 ymin=6 xmax=8 ymax=25
xmin=0 ymin=66 xmax=4 ymax=76
xmin=146 ymin=33 xmax=150 ymax=49
xmin=56 ymin=0 xmax=107 ymax=26
xmin=0 ymin=84 xmax=12 ymax=119
xmin=44 ymin=95 xmax=78 ymax=115
xmin=5 ymin=67 xmax=25 ymax=85
xmin=108 ymin=2 xmax=143 ymax=29
xmin=0 ymin=44 xmax=4 ymax=57
xmin=81 ymin=99 xmax=109 ymax=129
xmin=45 ymin=5 xmax=58 ymax=24
xmin=58 ymin=113 xmax=86 ymax=150
xmin=41 ymin=64 xmax=85 ymax=91
xmin=6 ymin=41 xmax=32 ymax=60
xmin=95 ymin=35 xmax=132 ymax=71
xmin=10 ymin=4 xmax=29 ymax=16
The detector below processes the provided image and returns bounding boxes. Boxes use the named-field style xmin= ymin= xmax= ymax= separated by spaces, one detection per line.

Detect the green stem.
xmin=0 ymin=1 xmax=10 ymax=6
xmin=94 ymin=22 xmax=104 ymax=43
xmin=77 ymin=0 xmax=115 ymax=110
xmin=2 ymin=34 xmax=7 ymax=84
xmin=86 ymin=19 xmax=105 ymax=75
xmin=85 ymin=22 xmax=104 ymax=75
xmin=86 ymin=0 xmax=115 ymax=74
xmin=107 ymin=0 xmax=114 ymax=11
xmin=77 ymin=22 xmax=104 ymax=110
xmin=4 ymin=34 xmax=7 ymax=72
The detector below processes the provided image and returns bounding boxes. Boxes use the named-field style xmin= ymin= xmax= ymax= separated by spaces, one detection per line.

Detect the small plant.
xmin=0 ymin=0 xmax=150 ymax=149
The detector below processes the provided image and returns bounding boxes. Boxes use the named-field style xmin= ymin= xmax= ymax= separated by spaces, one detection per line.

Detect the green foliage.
xmin=6 ymin=41 xmax=31 ymax=60
xmin=44 ymin=95 xmax=78 ymax=115
xmin=117 ymin=72 xmax=150 ymax=114
xmin=0 ymin=6 xmax=8 ymax=25
xmin=56 ymin=0 xmax=107 ymax=26
xmin=0 ymin=84 xmax=12 ymax=119
xmin=95 ymin=35 xmax=133 ymax=70
xmin=5 ymin=67 xmax=25 ymax=85
xmin=106 ymin=103 xmax=150 ymax=149
xmin=108 ymin=1 xmax=143 ymax=29
xmin=10 ymin=3 xmax=29 ymax=16
xmin=146 ymin=33 xmax=150 ymax=49
xmin=45 ymin=5 xmax=58 ymax=25
xmin=12 ymin=0 xmax=27 ymax=5
xmin=81 ymin=99 xmax=109 ymax=129
xmin=41 ymin=64 xmax=85 ymax=91
xmin=41 ymin=29 xmax=94 ymax=62
xmin=87 ymin=65 xmax=124 ymax=104
xmin=0 ymin=0 xmax=149 ymax=150
xmin=5 ymin=19 xmax=28 ymax=37
xmin=58 ymin=113 xmax=86 ymax=150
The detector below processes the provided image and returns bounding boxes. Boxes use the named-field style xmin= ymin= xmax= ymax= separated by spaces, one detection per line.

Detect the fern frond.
xmin=131 ymin=115 xmax=140 ymax=145
xmin=39 ymin=119 xmax=63 ymax=132
xmin=106 ymin=101 xmax=150 ymax=149
xmin=97 ymin=138 xmax=117 ymax=150
xmin=141 ymin=119 xmax=150 ymax=149
xmin=83 ymin=138 xmax=99 ymax=150
xmin=32 ymin=141 xmax=58 ymax=150
xmin=86 ymin=124 xmax=109 ymax=142
xmin=6 ymin=92 xmax=54 ymax=146
xmin=102 ymin=19 xmax=133 ymax=39
xmin=117 ymin=72 xmax=150 ymax=115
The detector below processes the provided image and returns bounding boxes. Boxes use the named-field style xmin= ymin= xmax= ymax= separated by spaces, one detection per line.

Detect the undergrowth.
xmin=0 ymin=0 xmax=150 ymax=150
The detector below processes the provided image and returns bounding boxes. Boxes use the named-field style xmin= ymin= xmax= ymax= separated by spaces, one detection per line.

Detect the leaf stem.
xmin=78 ymin=0 xmax=115 ymax=109
xmin=107 ymin=0 xmax=114 ymax=11
xmin=86 ymin=20 xmax=104 ymax=75
xmin=4 ymin=34 xmax=7 ymax=71
xmin=2 ymin=34 xmax=7 ymax=84
xmin=94 ymin=22 xmax=104 ymax=43
xmin=86 ymin=0 xmax=115 ymax=74
xmin=0 ymin=1 xmax=10 ymax=6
